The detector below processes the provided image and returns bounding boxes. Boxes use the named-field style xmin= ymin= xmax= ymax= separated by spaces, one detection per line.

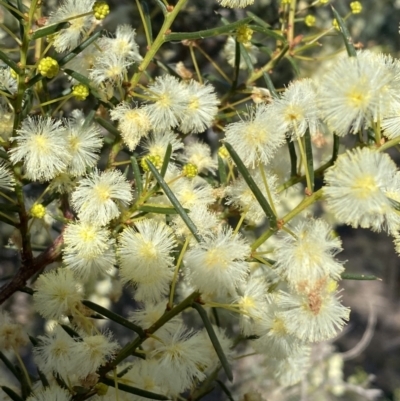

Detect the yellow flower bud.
xmin=93 ymin=1 xmax=110 ymax=20
xmin=218 ymin=146 xmax=229 ymax=159
xmin=95 ymin=383 xmax=108 ymax=396
xmin=72 ymin=84 xmax=90 ymax=101
xmin=236 ymin=25 xmax=253 ymax=44
xmin=38 ymin=57 xmax=59 ymax=79
xmin=350 ymin=1 xmax=362 ymax=14
xmin=332 ymin=18 xmax=340 ymax=31
xmin=30 ymin=203 xmax=46 ymax=219
xmin=182 ymin=163 xmax=198 ymax=178
xmin=141 ymin=155 xmax=163 ymax=172
xmin=304 ymin=15 xmax=316 ymax=27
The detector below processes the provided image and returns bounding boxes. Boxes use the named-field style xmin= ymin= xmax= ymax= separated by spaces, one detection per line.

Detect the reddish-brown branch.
xmin=0 ymin=234 xmax=64 ymax=304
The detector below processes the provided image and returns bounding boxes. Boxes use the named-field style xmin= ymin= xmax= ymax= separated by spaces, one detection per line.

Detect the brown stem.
xmin=0 ymin=234 xmax=64 ymax=304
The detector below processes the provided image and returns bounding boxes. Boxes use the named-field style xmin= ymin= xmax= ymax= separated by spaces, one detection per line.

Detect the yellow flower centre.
xmin=240 ymin=296 xmax=255 ymax=313
xmin=71 ymin=17 xmax=85 ymax=32
xmin=346 ymin=82 xmax=370 ymax=109
xmin=69 ymin=136 xmax=81 ymax=151
xmin=124 ymin=109 xmax=151 ymax=132
xmin=205 ymin=249 xmax=228 ymax=270
xmin=179 ymin=189 xmax=196 ymax=205
xmin=139 ymin=240 xmax=157 ymax=261
xmin=351 ymin=175 xmax=378 ymax=199
xmin=32 ymin=135 xmax=51 ymax=153
xmin=78 ymin=226 xmax=96 ymax=242
xmin=244 ymin=123 xmax=266 ymax=146
xmin=188 ymin=97 xmax=200 ymax=111
xmin=107 ymin=65 xmax=123 ymax=80
xmin=285 ymin=105 xmax=303 ymax=123
xmin=158 ymin=94 xmax=172 ymax=108
xmin=271 ymin=317 xmax=287 ymax=335
xmin=94 ymin=184 xmax=111 ymax=201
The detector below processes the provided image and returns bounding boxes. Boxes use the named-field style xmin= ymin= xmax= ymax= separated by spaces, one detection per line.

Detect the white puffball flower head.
xmin=69 ymin=331 xmax=119 ymax=379
xmin=271 ymin=78 xmax=320 ymax=139
xmin=33 ymin=268 xmax=83 ymax=320
xmin=0 ymin=310 xmax=28 ymax=351
xmin=0 ymin=161 xmax=15 ymax=191
xmin=224 ymin=104 xmax=286 ymax=168
xmin=89 ymin=52 xmax=133 ymax=86
xmin=110 ymin=102 xmax=152 ymax=151
xmin=318 ymin=51 xmax=400 ymax=136
xmin=9 ymin=116 xmax=71 ymax=181
xmin=278 ymin=280 xmax=350 ymax=343
xmin=324 ymin=147 xmax=399 ymax=232
xmin=150 ymin=324 xmax=214 ymax=395
xmin=65 ymin=111 xmax=103 ymax=176
xmin=143 ymin=75 xmax=188 ymax=131
xmin=178 ymin=80 xmax=220 ymax=134
xmin=184 ymin=227 xmax=250 ymax=297
xmin=63 ymin=221 xmax=116 ymax=280
xmin=273 ymin=218 xmax=344 ymax=289
xmin=27 ymin=385 xmax=71 ymax=401
xmin=118 ymin=220 xmax=176 ymax=302
xmin=71 ymin=169 xmax=133 ymax=226
xmin=217 ymin=0 xmax=254 ymax=8
xmin=99 ymin=24 xmax=142 ymax=63
xmin=33 ymin=326 xmax=76 ymax=382
xmin=47 ymin=0 xmax=95 ymax=53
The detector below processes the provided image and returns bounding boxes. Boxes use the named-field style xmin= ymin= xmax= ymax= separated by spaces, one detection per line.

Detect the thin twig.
xmin=0 ymin=234 xmax=64 ymax=304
